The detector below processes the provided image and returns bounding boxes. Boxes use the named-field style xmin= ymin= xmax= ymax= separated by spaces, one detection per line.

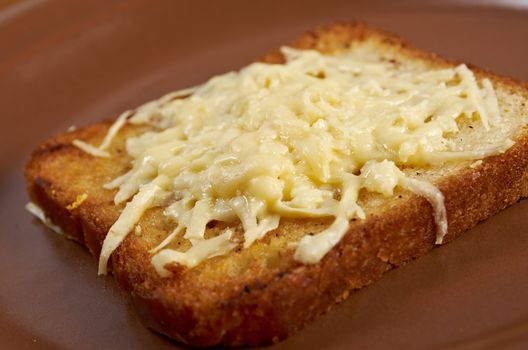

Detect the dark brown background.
xmin=1 ymin=0 xmax=527 ymax=349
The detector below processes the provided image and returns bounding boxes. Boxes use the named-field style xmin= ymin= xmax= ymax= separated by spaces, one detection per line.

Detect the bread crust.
xmin=25 ymin=22 xmax=528 ymax=347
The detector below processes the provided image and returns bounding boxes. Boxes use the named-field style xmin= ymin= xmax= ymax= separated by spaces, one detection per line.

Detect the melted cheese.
xmin=152 ymin=229 xmax=236 ymax=277
xmin=90 ymin=47 xmax=511 ymax=276
xmin=98 ymin=176 xmax=169 ymax=274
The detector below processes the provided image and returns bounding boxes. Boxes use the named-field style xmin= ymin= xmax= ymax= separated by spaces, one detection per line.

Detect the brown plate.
xmin=1 ymin=0 xmax=528 ymax=349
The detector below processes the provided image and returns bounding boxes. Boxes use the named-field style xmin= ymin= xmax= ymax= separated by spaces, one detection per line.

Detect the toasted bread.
xmin=25 ymin=23 xmax=528 ymax=347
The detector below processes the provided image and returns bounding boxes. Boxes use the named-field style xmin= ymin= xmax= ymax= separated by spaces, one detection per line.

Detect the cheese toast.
xmin=25 ymin=23 xmax=528 ymax=347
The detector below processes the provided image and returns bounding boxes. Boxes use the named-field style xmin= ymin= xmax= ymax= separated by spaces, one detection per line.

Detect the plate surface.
xmin=1 ymin=1 xmax=528 ymax=349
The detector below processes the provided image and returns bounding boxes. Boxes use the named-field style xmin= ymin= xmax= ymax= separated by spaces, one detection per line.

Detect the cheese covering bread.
xmin=25 ymin=23 xmax=528 ymax=347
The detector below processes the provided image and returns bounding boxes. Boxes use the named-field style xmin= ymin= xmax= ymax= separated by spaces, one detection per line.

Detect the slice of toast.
xmin=25 ymin=23 xmax=528 ymax=347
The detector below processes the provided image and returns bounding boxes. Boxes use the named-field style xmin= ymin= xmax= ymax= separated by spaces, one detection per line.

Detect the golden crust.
xmin=25 ymin=22 xmax=528 ymax=347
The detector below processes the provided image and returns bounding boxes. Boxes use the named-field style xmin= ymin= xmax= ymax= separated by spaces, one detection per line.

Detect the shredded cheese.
xmin=26 ymin=202 xmax=64 ymax=235
xmin=98 ymin=176 xmax=169 ymax=274
xmin=72 ymin=140 xmax=110 ymax=158
xmin=152 ymin=229 xmax=237 ymax=277
xmin=66 ymin=193 xmax=88 ymax=211
xmin=72 ymin=110 xmax=132 ymax=157
xmin=87 ymin=46 xmax=512 ymax=276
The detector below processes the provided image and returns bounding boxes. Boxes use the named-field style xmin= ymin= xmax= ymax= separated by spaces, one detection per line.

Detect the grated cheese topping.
xmin=83 ymin=47 xmax=511 ymax=276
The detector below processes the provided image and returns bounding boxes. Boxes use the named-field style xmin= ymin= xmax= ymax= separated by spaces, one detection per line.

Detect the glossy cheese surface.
xmin=79 ymin=47 xmax=510 ymax=276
